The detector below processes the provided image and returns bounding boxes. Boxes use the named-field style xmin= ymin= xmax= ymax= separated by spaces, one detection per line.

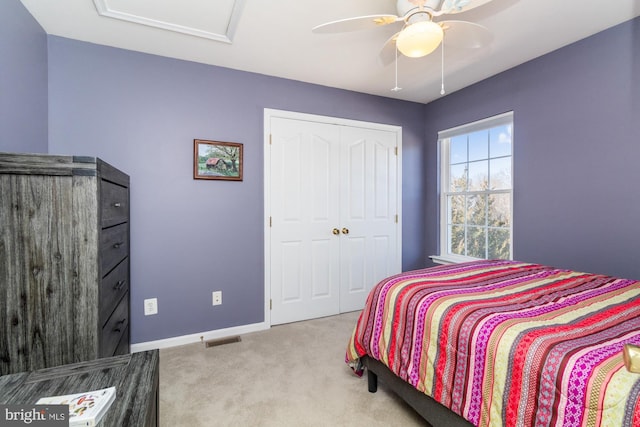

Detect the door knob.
xmin=342 ymin=228 xmax=349 ymax=235
xmin=332 ymin=228 xmax=340 ymax=235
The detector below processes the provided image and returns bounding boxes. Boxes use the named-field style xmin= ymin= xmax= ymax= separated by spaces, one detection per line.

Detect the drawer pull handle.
xmin=114 ymin=280 xmax=126 ymax=290
xmin=113 ymin=318 xmax=127 ymax=333
xmin=113 ymin=242 xmax=124 ymax=249
xmin=113 ymin=202 xmax=122 ymax=208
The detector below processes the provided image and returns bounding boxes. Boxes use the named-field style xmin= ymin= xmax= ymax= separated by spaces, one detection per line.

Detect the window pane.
xmin=489 ymin=157 xmax=511 ymax=190
xmin=467 ymin=226 xmax=486 ymax=258
xmin=468 ymin=131 xmax=488 ymax=161
xmin=448 ymin=195 xmax=465 ymax=225
xmin=450 ymin=135 xmax=467 ymax=164
xmin=440 ymin=113 xmax=513 ymax=262
xmin=490 ymin=124 xmax=512 ymax=158
xmin=450 ymin=164 xmax=467 ymax=192
xmin=488 ymin=228 xmax=510 ymax=259
xmin=467 ymin=194 xmax=487 ymax=225
xmin=488 ymin=194 xmax=511 ymax=227
xmin=467 ymin=160 xmax=488 ymax=191
xmin=449 ymin=225 xmax=465 ymax=256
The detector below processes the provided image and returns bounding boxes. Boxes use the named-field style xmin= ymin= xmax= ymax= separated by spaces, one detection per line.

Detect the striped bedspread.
xmin=346 ymin=260 xmax=640 ymax=427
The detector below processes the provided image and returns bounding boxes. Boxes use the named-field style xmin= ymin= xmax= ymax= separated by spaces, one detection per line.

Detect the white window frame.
xmin=432 ymin=112 xmax=514 ymax=265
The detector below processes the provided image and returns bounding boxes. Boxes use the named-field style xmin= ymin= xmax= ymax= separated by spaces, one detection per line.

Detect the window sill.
xmin=429 ymin=254 xmax=481 ymax=265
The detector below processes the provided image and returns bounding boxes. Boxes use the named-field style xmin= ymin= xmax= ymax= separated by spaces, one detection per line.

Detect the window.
xmin=436 ymin=112 xmax=513 ymax=264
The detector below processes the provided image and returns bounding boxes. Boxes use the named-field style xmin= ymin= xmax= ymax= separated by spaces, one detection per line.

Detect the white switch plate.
xmin=212 ymin=291 xmax=222 ymax=306
xmin=144 ymin=298 xmax=158 ymax=315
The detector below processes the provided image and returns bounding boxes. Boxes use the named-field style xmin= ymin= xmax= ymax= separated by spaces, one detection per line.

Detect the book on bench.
xmin=36 ymin=386 xmax=116 ymax=427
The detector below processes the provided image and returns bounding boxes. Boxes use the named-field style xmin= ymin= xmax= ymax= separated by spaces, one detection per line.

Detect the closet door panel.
xmin=339 ymin=126 xmax=399 ymax=313
xmin=270 ymin=118 xmax=341 ymax=325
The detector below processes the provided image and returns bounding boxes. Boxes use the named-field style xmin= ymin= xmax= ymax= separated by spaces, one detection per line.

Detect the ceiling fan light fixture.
xmin=396 ymin=20 xmax=443 ymax=58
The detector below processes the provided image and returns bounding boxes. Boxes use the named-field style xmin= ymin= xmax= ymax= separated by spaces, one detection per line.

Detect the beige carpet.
xmin=159 ymin=311 xmax=427 ymax=426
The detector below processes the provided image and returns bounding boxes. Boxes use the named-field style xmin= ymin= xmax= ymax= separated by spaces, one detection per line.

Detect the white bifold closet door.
xmin=268 ymin=114 xmax=400 ymax=325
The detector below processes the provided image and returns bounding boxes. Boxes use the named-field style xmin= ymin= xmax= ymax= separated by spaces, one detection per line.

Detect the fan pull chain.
xmin=392 ymin=45 xmax=402 ymax=92
xmin=440 ymin=38 xmax=446 ymax=95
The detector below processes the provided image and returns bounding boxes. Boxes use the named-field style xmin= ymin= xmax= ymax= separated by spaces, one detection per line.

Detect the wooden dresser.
xmin=0 ymin=153 xmax=130 ymax=375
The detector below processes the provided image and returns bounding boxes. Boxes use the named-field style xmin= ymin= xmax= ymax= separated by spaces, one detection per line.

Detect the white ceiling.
xmin=20 ymin=0 xmax=640 ymax=104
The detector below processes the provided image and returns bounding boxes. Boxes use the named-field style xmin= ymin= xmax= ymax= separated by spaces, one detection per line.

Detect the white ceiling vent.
xmin=93 ymin=0 xmax=245 ymax=43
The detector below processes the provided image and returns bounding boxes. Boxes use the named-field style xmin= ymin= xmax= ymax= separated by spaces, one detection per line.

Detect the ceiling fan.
xmin=312 ymin=0 xmax=494 ymax=65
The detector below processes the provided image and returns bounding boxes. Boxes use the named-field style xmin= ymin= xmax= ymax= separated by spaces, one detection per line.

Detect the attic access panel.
xmin=94 ymin=0 xmax=245 ymax=43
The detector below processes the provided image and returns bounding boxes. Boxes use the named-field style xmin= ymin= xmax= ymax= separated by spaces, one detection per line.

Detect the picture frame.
xmin=193 ymin=139 xmax=243 ymax=181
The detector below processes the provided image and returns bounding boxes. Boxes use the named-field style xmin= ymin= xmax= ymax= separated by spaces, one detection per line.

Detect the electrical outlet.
xmin=144 ymin=298 xmax=158 ymax=315
xmin=212 ymin=291 xmax=222 ymax=306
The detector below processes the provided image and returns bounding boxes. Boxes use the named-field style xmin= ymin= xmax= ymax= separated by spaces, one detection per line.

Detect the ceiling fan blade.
xmin=312 ymin=14 xmax=401 ymax=33
xmin=439 ymin=20 xmax=492 ymax=49
xmin=441 ymin=0 xmax=494 ymax=14
xmin=379 ymin=32 xmax=400 ymax=66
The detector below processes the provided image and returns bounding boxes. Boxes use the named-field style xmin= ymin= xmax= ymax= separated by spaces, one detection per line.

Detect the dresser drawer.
xmin=99 ymin=258 xmax=129 ymax=328
xmin=101 ymin=293 xmax=129 ymax=358
xmin=100 ymin=179 xmax=128 ymax=228
xmin=101 ymin=223 xmax=128 ymax=275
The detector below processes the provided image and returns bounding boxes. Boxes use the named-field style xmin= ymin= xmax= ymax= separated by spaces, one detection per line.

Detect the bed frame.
xmin=364 ymin=356 xmax=473 ymax=427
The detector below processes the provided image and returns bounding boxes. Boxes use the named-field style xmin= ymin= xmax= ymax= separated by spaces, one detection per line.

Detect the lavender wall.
xmin=0 ymin=0 xmax=48 ymax=153
xmin=47 ymin=37 xmax=426 ymax=343
xmin=424 ymin=17 xmax=640 ymax=280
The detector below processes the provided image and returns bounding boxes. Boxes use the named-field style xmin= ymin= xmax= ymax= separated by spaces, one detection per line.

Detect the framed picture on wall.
xmin=193 ymin=139 xmax=243 ymax=181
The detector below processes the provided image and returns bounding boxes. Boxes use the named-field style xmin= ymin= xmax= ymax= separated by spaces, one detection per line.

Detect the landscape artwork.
xmin=193 ymin=139 xmax=243 ymax=181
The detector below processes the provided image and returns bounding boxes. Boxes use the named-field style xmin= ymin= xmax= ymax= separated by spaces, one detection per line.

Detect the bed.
xmin=346 ymin=260 xmax=640 ymax=427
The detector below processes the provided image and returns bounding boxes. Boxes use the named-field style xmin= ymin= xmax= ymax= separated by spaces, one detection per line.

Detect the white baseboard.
xmin=130 ymin=321 xmax=270 ymax=353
